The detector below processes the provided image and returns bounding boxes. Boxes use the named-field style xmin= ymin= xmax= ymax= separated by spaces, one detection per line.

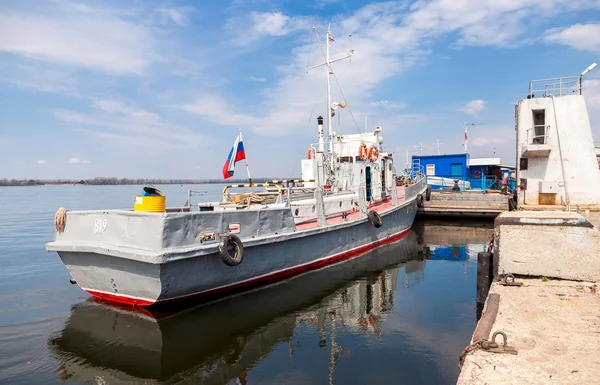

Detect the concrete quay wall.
xmin=494 ymin=211 xmax=600 ymax=282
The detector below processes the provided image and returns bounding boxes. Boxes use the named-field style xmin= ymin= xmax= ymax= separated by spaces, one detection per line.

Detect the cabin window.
xmin=426 ymin=164 xmax=435 ymax=176
xmin=532 ymin=110 xmax=546 ymax=144
xmin=338 ymin=156 xmax=353 ymax=163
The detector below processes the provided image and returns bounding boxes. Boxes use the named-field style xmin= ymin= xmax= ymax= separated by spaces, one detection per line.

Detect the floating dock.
xmin=418 ymin=191 xmax=509 ymax=218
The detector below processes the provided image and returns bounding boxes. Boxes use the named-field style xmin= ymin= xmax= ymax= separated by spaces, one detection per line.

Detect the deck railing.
xmin=528 ymin=76 xmax=581 ymax=98
xmin=527 ymin=125 xmax=550 ymax=145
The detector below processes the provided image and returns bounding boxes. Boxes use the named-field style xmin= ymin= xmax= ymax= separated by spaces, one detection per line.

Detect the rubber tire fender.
xmin=417 ymin=194 xmax=424 ymax=208
xmin=425 ymin=186 xmax=432 ymax=201
xmin=367 ymin=210 xmax=383 ymax=228
xmin=219 ymin=234 xmax=244 ymax=266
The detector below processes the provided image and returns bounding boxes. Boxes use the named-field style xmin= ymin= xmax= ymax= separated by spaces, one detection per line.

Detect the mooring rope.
xmin=54 ymin=207 xmax=67 ymax=233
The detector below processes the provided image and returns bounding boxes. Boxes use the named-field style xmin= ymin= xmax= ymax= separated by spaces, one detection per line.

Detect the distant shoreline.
xmin=0 ymin=178 xmax=277 ymax=187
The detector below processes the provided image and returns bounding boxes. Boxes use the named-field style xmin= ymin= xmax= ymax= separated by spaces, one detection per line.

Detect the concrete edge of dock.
xmin=457 ymin=210 xmax=600 ymax=384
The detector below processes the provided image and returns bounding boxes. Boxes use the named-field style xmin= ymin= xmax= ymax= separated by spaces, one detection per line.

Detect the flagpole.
xmin=240 ymin=129 xmax=252 ymax=184
xmin=464 ymin=123 xmax=468 ymax=154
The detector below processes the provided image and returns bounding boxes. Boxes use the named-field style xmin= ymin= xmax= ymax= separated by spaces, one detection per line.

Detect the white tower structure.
xmin=516 ymin=64 xmax=600 ymax=208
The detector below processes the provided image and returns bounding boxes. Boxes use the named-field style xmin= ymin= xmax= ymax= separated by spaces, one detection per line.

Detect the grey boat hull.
xmin=47 ymin=177 xmax=427 ymax=306
xmin=49 ymin=231 xmax=420 ymax=384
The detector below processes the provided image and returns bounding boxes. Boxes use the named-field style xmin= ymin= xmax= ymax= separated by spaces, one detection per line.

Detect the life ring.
xmin=358 ymin=142 xmax=368 ymax=161
xmin=472 ymin=169 xmax=482 ymax=179
xmin=219 ymin=234 xmax=244 ymax=266
xmin=367 ymin=145 xmax=379 ymax=162
xmin=367 ymin=210 xmax=383 ymax=228
xmin=307 ymin=147 xmax=315 ymax=160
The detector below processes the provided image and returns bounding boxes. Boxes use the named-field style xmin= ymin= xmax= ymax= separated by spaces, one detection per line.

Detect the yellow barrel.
xmin=134 ymin=195 xmax=166 ymax=213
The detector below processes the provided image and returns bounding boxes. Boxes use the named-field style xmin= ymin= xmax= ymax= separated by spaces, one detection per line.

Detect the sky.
xmin=1 ymin=0 xmax=600 ymax=180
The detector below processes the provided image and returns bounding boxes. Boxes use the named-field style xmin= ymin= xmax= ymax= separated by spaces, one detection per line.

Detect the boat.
xmin=45 ymin=26 xmax=428 ymax=307
xmin=48 ymin=233 xmax=420 ymax=384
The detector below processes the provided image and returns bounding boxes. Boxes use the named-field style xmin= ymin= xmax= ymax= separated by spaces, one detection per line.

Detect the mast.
xmin=306 ymin=26 xmax=354 ymax=181
xmin=326 ymin=26 xmax=333 ymax=158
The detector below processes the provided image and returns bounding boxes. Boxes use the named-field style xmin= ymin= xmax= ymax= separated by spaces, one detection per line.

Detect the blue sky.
xmin=1 ymin=0 xmax=599 ymax=179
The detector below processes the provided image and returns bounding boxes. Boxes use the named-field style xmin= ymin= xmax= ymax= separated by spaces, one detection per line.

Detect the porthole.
xmin=312 ymin=205 xmax=316 ymax=213
xmin=294 ymin=208 xmax=299 ymax=216
xmin=339 ymin=201 xmax=343 ymax=207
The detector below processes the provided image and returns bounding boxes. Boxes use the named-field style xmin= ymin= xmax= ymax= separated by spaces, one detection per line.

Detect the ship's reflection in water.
xmin=49 ymin=221 xmax=493 ymax=385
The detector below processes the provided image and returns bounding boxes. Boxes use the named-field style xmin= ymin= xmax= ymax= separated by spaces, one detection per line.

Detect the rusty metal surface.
xmin=472 ymin=293 xmax=500 ymax=342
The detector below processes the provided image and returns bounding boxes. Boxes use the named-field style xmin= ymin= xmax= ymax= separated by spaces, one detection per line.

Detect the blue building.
xmin=412 ymin=154 xmax=515 ymax=192
xmin=412 ymin=153 xmax=469 ymax=180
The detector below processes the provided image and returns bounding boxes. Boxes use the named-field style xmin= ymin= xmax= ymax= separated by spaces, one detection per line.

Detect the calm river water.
xmin=0 ymin=185 xmax=493 ymax=385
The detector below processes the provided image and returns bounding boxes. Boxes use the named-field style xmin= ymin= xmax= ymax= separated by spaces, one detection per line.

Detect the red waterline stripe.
xmin=84 ymin=228 xmax=411 ymax=307
xmin=84 ymin=289 xmax=155 ymax=307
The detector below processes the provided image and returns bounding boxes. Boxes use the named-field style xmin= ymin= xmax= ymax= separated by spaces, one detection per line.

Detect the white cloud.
xmin=544 ymin=23 xmax=600 ymax=53
xmin=181 ymin=1 xmax=600 ymax=138
xmin=0 ymin=4 xmax=156 ymax=75
xmin=252 ymin=12 xmax=295 ymax=36
xmin=585 ymin=78 xmax=600 ymax=109
xmin=472 ymin=136 xmax=506 ymax=146
xmin=68 ymin=157 xmax=90 ymax=164
xmin=368 ymin=100 xmax=406 ymax=110
xmin=406 ymin=0 xmax=600 ymax=48
xmin=249 ymin=76 xmax=266 ymax=82
xmin=0 ymin=62 xmax=81 ymax=96
xmin=176 ymin=95 xmax=260 ymax=128
xmin=53 ymin=99 xmax=212 ymax=149
xmin=230 ymin=11 xmax=310 ymax=46
xmin=461 ymin=100 xmax=486 ymax=115
xmin=154 ymin=7 xmax=193 ymax=26
xmin=37 ymin=160 xmax=47 ymax=164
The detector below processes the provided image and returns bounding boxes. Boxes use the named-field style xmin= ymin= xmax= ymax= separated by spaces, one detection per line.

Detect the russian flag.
xmin=222 ymin=132 xmax=246 ymax=179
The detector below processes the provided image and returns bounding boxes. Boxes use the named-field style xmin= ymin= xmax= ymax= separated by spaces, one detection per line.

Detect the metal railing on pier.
xmin=424 ymin=174 xmax=515 ymax=194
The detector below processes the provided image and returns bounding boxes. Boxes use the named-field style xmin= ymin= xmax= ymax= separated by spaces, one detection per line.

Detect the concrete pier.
xmin=457 ymin=278 xmax=600 ymax=384
xmin=458 ymin=211 xmax=600 ymax=384
xmin=418 ymin=191 xmax=509 ymax=218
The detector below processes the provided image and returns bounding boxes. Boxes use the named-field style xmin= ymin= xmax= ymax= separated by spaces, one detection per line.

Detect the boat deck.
xmin=296 ymin=186 xmax=405 ymax=230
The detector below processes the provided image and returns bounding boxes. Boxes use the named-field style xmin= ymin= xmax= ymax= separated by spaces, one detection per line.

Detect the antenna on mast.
xmin=434 ymin=138 xmax=443 ymax=155
xmin=306 ymin=25 xmax=354 ymax=172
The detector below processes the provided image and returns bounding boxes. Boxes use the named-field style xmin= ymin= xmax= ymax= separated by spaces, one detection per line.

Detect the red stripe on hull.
xmin=84 ymin=289 xmax=156 ymax=307
xmin=84 ymin=228 xmax=411 ymax=307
